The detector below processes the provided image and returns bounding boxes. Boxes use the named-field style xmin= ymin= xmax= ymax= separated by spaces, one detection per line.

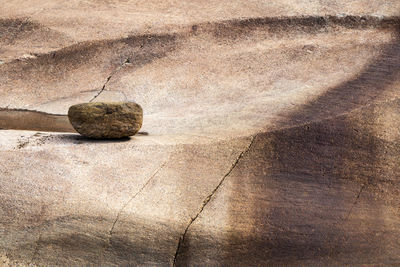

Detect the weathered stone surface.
xmin=1 ymin=1 xmax=400 ymax=266
xmin=68 ymin=102 xmax=142 ymax=139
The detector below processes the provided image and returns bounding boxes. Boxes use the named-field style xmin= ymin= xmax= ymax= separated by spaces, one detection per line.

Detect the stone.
xmin=68 ymin=102 xmax=143 ymax=139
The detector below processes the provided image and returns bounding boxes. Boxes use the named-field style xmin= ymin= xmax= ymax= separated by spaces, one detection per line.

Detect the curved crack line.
xmin=109 ymin=158 xmax=169 ymax=235
xmin=29 ymin=231 xmax=43 ymax=265
xmin=344 ymin=183 xmax=366 ymax=221
xmin=172 ymin=134 xmax=257 ymax=266
xmin=27 ymin=202 xmax=49 ymax=266
xmin=89 ymin=58 xmax=130 ymax=102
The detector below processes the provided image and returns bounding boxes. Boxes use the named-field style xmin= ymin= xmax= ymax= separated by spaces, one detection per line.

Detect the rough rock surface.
xmin=1 ymin=1 xmax=400 ymax=266
xmin=68 ymin=102 xmax=143 ymax=139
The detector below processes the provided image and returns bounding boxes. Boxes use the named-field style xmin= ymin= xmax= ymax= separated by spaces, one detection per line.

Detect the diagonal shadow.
xmin=278 ymin=25 xmax=400 ymax=128
xmin=176 ymin=20 xmax=400 ymax=266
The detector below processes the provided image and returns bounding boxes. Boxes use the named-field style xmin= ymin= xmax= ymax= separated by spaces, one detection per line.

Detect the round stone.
xmin=68 ymin=102 xmax=143 ymax=139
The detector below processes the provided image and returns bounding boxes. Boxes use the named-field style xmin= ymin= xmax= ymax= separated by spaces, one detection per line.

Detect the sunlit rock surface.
xmin=1 ymin=1 xmax=400 ymax=266
xmin=68 ymin=102 xmax=143 ymax=139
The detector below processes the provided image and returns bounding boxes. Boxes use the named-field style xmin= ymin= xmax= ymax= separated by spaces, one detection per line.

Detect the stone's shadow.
xmin=38 ymin=131 xmax=149 ymax=145
xmin=50 ymin=134 xmax=132 ymax=144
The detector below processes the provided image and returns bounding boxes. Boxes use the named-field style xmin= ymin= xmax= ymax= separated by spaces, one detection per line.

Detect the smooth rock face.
xmin=68 ymin=102 xmax=143 ymax=139
xmin=2 ymin=1 xmax=400 ymax=266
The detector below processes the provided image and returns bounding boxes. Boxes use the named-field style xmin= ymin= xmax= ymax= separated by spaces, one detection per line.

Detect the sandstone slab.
xmin=1 ymin=2 xmax=400 ymax=266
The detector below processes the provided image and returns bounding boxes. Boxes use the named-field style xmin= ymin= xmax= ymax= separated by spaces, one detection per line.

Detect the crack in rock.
xmin=344 ymin=183 xmax=366 ymax=221
xmin=172 ymin=135 xmax=257 ymax=266
xmin=89 ymin=58 xmax=130 ymax=102
xmin=27 ymin=203 xmax=48 ymax=266
xmin=109 ymin=158 xmax=169 ymax=235
xmin=28 ymin=231 xmax=43 ymax=266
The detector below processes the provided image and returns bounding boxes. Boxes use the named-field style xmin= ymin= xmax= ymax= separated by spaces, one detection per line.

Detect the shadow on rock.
xmin=47 ymin=134 xmax=132 ymax=144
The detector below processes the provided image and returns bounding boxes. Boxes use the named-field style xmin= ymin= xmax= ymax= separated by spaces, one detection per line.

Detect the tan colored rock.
xmin=68 ymin=102 xmax=143 ymax=139
xmin=1 ymin=1 xmax=400 ymax=266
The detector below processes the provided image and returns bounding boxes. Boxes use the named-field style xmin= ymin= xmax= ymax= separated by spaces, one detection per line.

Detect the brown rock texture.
xmin=68 ymin=102 xmax=143 ymax=139
xmin=1 ymin=1 xmax=400 ymax=266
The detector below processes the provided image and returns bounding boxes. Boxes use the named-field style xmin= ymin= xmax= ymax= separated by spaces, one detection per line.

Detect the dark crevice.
xmin=28 ymin=232 xmax=43 ymax=265
xmin=109 ymin=158 xmax=169 ymax=235
xmin=172 ymin=135 xmax=257 ymax=266
xmin=26 ymin=203 xmax=48 ymax=266
xmin=89 ymin=58 xmax=130 ymax=102
xmin=344 ymin=184 xmax=366 ymax=221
